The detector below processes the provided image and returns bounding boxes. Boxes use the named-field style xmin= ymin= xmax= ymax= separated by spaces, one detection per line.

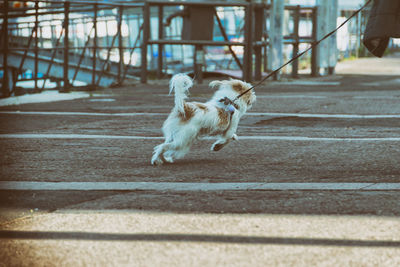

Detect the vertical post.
xmin=118 ymin=6 xmax=124 ymax=84
xmin=157 ymin=5 xmax=164 ymax=79
xmin=316 ymin=0 xmax=329 ymax=75
xmin=356 ymin=11 xmax=362 ymax=57
xmin=268 ymin=0 xmax=284 ymax=80
xmin=34 ymin=0 xmax=39 ymax=91
xmin=243 ymin=3 xmax=253 ymax=82
xmin=311 ymin=6 xmax=319 ymax=76
xmin=328 ymin=0 xmax=338 ymax=75
xmin=2 ymin=0 xmax=10 ymax=97
xmin=141 ymin=2 xmax=150 ymax=83
xmin=263 ymin=11 xmax=268 ymax=76
xmin=360 ymin=10 xmax=367 ymax=57
xmin=291 ymin=5 xmax=300 ymax=78
xmin=63 ymin=1 xmax=70 ymax=92
xmin=92 ymin=3 xmax=97 ymax=87
xmin=254 ymin=4 xmax=264 ymax=81
xmin=194 ymin=45 xmax=204 ymax=84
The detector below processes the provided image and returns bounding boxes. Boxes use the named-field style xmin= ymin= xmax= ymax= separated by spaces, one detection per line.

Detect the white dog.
xmin=151 ymin=73 xmax=256 ymax=165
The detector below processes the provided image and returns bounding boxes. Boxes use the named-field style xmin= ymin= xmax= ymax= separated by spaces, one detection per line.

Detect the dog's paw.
xmin=211 ymin=143 xmax=225 ymax=151
xmin=232 ymin=134 xmax=238 ymax=141
xmin=151 ymin=157 xmax=164 ymax=166
xmin=163 ymin=155 xmax=174 ymax=163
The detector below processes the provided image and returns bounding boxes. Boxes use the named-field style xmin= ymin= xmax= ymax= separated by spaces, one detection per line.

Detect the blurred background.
xmin=1 ymin=0 xmax=399 ymax=97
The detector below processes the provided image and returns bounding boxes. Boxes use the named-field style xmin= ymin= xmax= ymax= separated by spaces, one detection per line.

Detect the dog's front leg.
xmin=211 ymin=137 xmax=233 ymax=151
xmin=211 ymin=112 xmax=240 ymax=151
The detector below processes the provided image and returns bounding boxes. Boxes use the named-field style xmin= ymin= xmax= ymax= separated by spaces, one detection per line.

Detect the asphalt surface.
xmin=1 ymin=55 xmax=400 ymax=266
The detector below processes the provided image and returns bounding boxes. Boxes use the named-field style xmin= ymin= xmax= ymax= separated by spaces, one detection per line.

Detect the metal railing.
xmin=1 ymin=0 xmax=144 ymax=97
xmin=140 ymin=1 xmax=319 ymax=83
xmin=2 ymin=0 xmax=322 ymax=97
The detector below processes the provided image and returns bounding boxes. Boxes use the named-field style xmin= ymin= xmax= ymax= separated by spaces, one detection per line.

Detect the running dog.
xmin=151 ymin=73 xmax=256 ymax=165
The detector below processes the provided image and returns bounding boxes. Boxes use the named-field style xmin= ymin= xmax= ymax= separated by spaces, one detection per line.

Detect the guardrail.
xmin=1 ymin=0 xmax=320 ymax=97
xmin=1 ymin=0 xmax=144 ymax=97
xmin=139 ymin=1 xmax=319 ymax=83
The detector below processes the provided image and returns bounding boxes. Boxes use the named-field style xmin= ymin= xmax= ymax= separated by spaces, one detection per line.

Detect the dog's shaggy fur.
xmin=151 ymin=73 xmax=256 ymax=165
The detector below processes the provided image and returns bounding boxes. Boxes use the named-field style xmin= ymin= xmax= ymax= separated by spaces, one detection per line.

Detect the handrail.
xmin=2 ymin=0 xmax=322 ymax=96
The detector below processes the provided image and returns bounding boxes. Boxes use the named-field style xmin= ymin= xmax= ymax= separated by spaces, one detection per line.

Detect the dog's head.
xmin=210 ymin=79 xmax=256 ymax=112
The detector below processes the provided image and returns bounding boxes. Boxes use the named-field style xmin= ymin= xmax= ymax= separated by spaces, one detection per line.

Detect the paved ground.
xmin=1 ymin=54 xmax=400 ymax=266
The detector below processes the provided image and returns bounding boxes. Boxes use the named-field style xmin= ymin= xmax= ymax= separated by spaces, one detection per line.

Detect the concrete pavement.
xmin=1 ymin=212 xmax=400 ymax=266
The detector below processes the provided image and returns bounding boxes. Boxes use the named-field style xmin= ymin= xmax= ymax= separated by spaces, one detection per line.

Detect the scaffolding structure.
xmin=1 ymin=0 xmax=368 ymax=97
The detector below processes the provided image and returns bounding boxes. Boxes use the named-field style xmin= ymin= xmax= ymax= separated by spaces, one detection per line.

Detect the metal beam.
xmin=63 ymin=2 xmax=70 ymax=92
xmin=2 ymin=0 xmax=10 ymax=97
xmin=268 ymin=0 xmax=284 ymax=80
xmin=141 ymin=2 xmax=150 ymax=83
xmin=243 ymin=3 xmax=253 ymax=82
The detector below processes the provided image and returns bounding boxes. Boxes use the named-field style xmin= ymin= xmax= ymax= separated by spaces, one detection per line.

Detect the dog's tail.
xmin=169 ymin=74 xmax=193 ymax=114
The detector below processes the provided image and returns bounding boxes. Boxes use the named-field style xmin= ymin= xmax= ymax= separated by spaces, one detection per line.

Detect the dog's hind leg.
xmin=151 ymin=139 xmax=189 ymax=165
xmin=162 ymin=149 xmax=175 ymax=163
xmin=163 ymin=129 xmax=197 ymax=161
xmin=165 ymin=145 xmax=191 ymax=161
xmin=151 ymin=142 xmax=171 ymax=165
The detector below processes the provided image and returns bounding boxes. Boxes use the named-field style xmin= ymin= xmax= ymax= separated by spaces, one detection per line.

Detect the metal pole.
xmin=63 ymin=1 xmax=70 ymax=92
xmin=328 ymin=0 xmax=338 ymax=75
xmin=316 ymin=0 xmax=329 ymax=75
xmin=194 ymin=45 xmax=204 ymax=84
xmin=34 ymin=0 xmax=39 ymax=91
xmin=157 ymin=5 xmax=163 ymax=79
xmin=243 ymin=3 xmax=253 ymax=82
xmin=291 ymin=5 xmax=300 ymax=78
xmin=268 ymin=0 xmax=284 ymax=80
xmin=141 ymin=2 xmax=150 ymax=83
xmin=118 ymin=6 xmax=123 ymax=84
xmin=311 ymin=6 xmax=319 ymax=76
xmin=92 ymin=3 xmax=97 ymax=88
xmin=2 ymin=0 xmax=10 ymax=97
xmin=254 ymin=5 xmax=264 ymax=81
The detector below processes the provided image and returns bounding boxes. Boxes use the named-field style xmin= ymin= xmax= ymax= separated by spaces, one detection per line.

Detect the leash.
xmin=233 ymin=0 xmax=372 ymax=103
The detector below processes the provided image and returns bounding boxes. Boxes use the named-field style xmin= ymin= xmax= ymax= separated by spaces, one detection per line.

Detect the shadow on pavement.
xmin=1 ymin=230 xmax=400 ymax=247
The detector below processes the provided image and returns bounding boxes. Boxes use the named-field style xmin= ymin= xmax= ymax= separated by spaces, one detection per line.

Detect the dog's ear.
xmin=209 ymin=81 xmax=223 ymax=89
xmin=229 ymin=80 xmax=247 ymax=94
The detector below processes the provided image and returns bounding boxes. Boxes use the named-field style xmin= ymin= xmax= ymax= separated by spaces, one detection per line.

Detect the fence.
xmin=1 ymin=0 xmax=144 ymax=97
xmin=2 ymin=0 xmax=357 ymax=97
xmin=141 ymin=1 xmax=320 ymax=83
